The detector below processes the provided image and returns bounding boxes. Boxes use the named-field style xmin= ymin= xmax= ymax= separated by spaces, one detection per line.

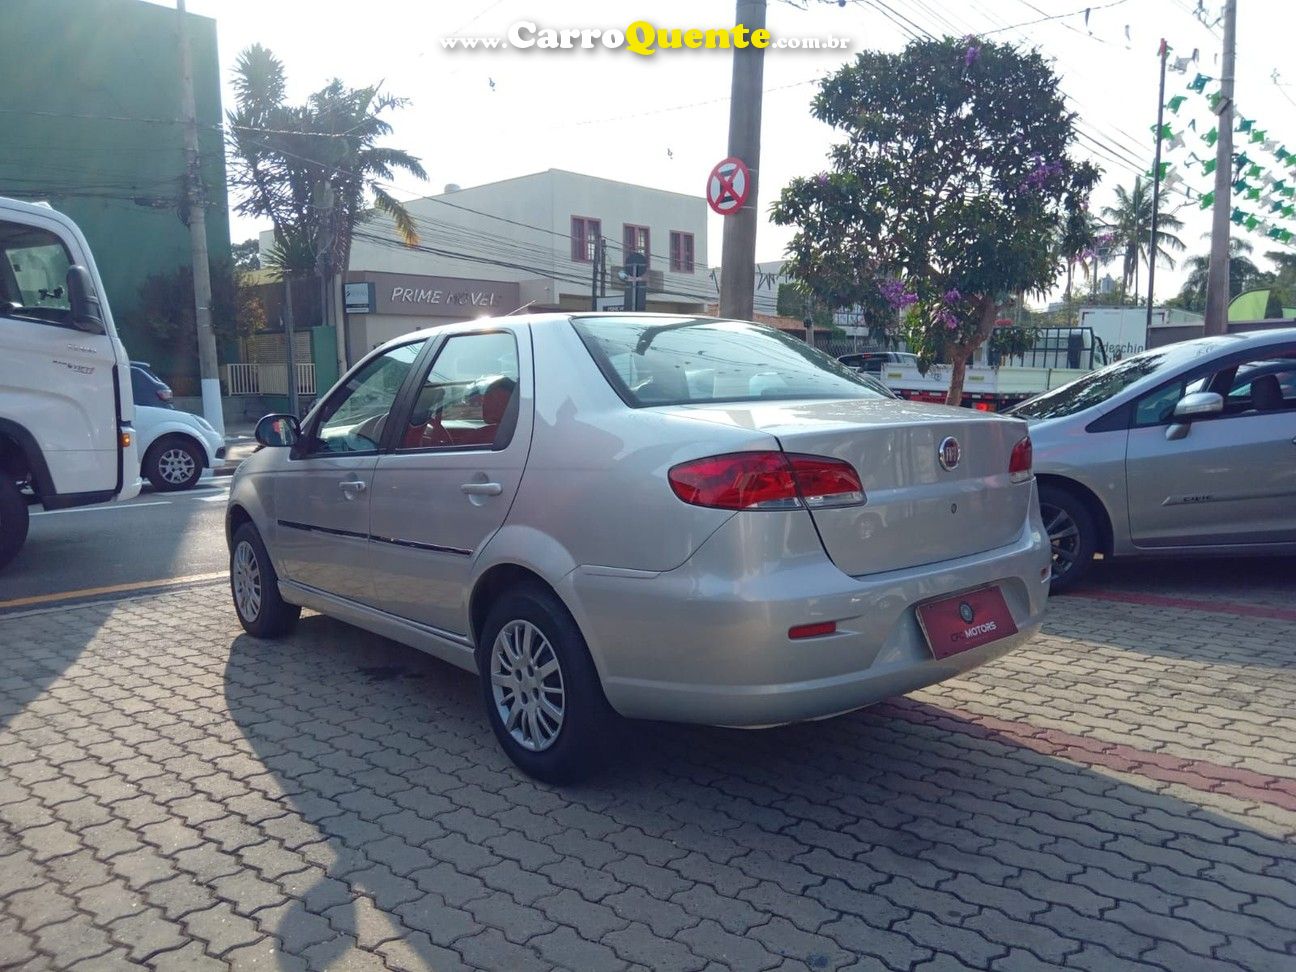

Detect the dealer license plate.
xmin=916 ymin=586 xmax=1018 ymax=659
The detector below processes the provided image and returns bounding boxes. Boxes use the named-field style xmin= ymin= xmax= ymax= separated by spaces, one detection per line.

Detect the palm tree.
xmin=1100 ymin=178 xmax=1186 ymax=299
xmin=1174 ymin=238 xmax=1260 ymax=312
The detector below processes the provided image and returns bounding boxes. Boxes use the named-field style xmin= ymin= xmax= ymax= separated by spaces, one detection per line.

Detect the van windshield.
xmin=571 ymin=316 xmax=887 ymax=407
xmin=0 ymin=220 xmax=74 ymax=326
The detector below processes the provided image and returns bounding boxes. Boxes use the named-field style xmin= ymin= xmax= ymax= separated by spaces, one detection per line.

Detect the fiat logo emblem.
xmin=959 ymin=602 xmax=975 ymax=623
xmin=938 ymin=436 xmax=961 ymax=470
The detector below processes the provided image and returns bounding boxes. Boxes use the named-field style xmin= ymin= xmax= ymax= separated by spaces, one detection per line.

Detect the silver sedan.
xmin=1010 ymin=327 xmax=1296 ymax=592
xmin=227 ymin=314 xmax=1050 ymax=781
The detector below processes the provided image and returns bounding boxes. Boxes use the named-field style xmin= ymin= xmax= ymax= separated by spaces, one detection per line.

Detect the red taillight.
xmin=789 ymin=621 xmax=837 ymax=640
xmin=668 ymin=451 xmax=864 ymax=511
xmin=1009 ymin=435 xmax=1032 ymax=483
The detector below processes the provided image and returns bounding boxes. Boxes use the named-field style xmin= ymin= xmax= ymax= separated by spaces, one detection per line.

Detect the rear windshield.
xmin=571 ymin=316 xmax=887 ymax=407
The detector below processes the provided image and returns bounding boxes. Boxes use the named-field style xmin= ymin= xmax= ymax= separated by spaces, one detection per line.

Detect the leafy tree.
xmin=1170 ymin=238 xmax=1260 ymax=313
xmin=1100 ymin=178 xmax=1185 ymax=297
xmin=771 ymin=36 xmax=1100 ymax=404
xmin=135 ymin=262 xmax=267 ymax=370
xmin=231 ymin=239 xmax=261 ymax=272
xmin=775 ymin=282 xmax=834 ymax=328
xmin=225 ymin=45 xmax=426 ymax=302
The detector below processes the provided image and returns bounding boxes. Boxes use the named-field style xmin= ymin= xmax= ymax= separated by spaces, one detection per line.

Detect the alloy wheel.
xmin=1040 ymin=502 xmax=1080 ymax=580
xmin=232 ymin=540 xmax=262 ymax=621
xmin=490 ymin=619 xmax=566 ymax=752
xmin=158 ymin=447 xmax=196 ymax=485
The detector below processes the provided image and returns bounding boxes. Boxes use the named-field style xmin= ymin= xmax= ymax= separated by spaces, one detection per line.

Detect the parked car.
xmin=1 ymin=196 xmax=140 ymax=570
xmin=837 ymin=350 xmax=919 ymax=374
xmin=1008 ymin=328 xmax=1296 ymax=592
xmin=130 ymin=362 xmax=225 ymax=491
xmin=227 ymin=314 xmax=1050 ymax=782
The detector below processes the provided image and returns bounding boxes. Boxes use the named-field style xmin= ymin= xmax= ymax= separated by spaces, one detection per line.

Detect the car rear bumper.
xmin=563 ymin=492 xmax=1051 ymax=727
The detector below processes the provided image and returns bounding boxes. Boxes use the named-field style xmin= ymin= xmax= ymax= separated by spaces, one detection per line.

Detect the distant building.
xmin=0 ymin=0 xmax=231 ymax=391
xmin=335 ymin=169 xmax=709 ymax=358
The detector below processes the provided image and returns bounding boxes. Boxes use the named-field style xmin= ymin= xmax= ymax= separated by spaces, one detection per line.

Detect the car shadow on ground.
xmin=1076 ymin=554 xmax=1296 ymax=603
xmin=223 ymin=614 xmax=1296 ymax=970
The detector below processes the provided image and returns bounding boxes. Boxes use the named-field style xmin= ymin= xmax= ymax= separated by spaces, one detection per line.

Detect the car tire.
xmin=1039 ymin=484 xmax=1097 ymax=594
xmin=230 ymin=522 xmax=300 ymax=638
xmin=0 ymin=477 xmax=29 ymax=572
xmin=146 ymin=437 xmax=204 ymax=491
xmin=477 ymin=583 xmax=619 ymax=784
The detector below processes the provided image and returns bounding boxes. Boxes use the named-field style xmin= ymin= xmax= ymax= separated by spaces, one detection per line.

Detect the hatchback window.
xmin=572 ymin=316 xmax=885 ymax=407
xmin=305 ymin=341 xmax=423 ymax=455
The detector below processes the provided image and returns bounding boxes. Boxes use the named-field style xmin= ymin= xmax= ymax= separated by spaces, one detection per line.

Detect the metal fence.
xmin=224 ymin=363 xmax=316 ymax=396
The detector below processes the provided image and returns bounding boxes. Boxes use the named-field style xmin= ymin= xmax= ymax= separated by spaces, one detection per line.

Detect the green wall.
xmin=0 ymin=0 xmax=231 ymax=392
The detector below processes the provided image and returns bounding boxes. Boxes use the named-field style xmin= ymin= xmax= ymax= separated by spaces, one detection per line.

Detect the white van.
xmin=0 ymin=196 xmax=141 ymax=570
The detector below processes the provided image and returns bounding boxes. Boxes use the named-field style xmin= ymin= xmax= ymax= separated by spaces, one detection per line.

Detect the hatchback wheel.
xmin=230 ymin=522 xmax=300 ymax=638
xmin=1038 ymin=485 xmax=1096 ymax=594
xmin=477 ymin=584 xmax=618 ymax=783
xmin=147 ymin=438 xmax=203 ymax=491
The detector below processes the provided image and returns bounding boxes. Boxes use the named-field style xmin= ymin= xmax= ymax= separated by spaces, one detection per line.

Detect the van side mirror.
xmin=255 ymin=413 xmax=300 ymax=447
xmin=1166 ymin=391 xmax=1223 ymax=440
xmin=65 ymin=266 xmax=105 ymax=334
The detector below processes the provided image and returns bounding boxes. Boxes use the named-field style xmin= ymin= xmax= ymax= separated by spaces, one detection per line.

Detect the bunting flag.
xmin=1204 ymin=127 xmax=1219 ymax=146
xmin=1167 ymin=95 xmax=1187 ymax=114
xmin=1237 ymin=116 xmax=1253 ymax=133
xmin=1247 ymin=164 xmax=1263 ymax=179
xmin=1188 ymin=73 xmax=1211 ymax=92
xmin=1251 ymin=129 xmax=1267 ymax=145
xmin=1199 ymin=191 xmax=1215 ymax=209
xmin=1202 ymin=158 xmax=1217 ymax=175
xmin=1170 ymin=56 xmax=1191 ymax=73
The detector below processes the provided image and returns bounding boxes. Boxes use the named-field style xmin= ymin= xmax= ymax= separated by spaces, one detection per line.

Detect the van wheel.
xmin=0 ymin=478 xmax=29 ymax=571
xmin=1039 ymin=485 xmax=1097 ymax=594
xmin=146 ymin=437 xmax=203 ymax=491
xmin=477 ymin=584 xmax=619 ymax=784
xmin=230 ymin=522 xmax=300 ymax=638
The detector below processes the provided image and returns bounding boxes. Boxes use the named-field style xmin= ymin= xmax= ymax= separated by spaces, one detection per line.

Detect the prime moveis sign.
xmin=361 ymin=272 xmax=520 ymax=317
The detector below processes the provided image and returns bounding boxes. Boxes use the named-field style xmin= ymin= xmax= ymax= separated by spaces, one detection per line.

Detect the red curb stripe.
xmin=880 ymin=698 xmax=1296 ymax=813
xmin=1065 ymin=588 xmax=1296 ymax=623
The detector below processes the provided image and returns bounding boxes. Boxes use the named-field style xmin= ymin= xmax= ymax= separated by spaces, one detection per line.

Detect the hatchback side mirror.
xmin=1166 ymin=391 xmax=1223 ymax=440
xmin=255 ymin=413 xmax=300 ymax=447
xmin=66 ymin=265 xmax=105 ymax=334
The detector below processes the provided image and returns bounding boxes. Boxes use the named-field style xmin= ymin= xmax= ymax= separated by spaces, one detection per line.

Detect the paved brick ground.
xmin=1 ymin=569 xmax=1293 ymax=971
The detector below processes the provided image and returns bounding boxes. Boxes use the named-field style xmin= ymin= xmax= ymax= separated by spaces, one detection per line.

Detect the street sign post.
xmin=707 ymin=156 xmax=751 ymax=217
xmin=622 ymin=252 xmax=648 ymax=312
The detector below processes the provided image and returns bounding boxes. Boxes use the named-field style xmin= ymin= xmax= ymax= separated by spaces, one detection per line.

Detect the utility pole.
xmin=313 ymin=177 xmax=336 ymax=408
xmin=1204 ymin=0 xmax=1237 ymax=336
xmin=1147 ymin=39 xmax=1169 ymax=334
xmin=176 ymin=0 xmax=224 ymax=437
xmin=589 ymin=234 xmax=601 ymax=310
xmin=718 ymin=0 xmax=767 ymax=321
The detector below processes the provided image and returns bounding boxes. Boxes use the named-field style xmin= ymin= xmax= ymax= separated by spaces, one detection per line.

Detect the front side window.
xmin=304 ymin=341 xmax=424 ymax=455
xmin=572 ymin=316 xmax=887 ymax=407
xmin=0 ymin=220 xmax=74 ymax=327
xmin=398 ymin=332 xmax=520 ymax=451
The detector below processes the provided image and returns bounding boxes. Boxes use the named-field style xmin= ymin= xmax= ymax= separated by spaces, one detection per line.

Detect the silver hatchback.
xmin=1011 ymin=328 xmax=1296 ymax=591
xmin=227 ymin=315 xmax=1050 ymax=781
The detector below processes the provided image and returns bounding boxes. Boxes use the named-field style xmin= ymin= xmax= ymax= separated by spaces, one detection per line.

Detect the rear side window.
xmin=571 ymin=316 xmax=886 ymax=407
xmin=0 ymin=219 xmax=74 ymax=326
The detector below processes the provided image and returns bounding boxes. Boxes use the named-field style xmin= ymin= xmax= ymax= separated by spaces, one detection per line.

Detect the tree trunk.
xmin=944 ymin=295 xmax=1000 ymax=407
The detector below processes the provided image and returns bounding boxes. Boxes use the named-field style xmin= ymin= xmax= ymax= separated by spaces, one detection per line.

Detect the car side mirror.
xmin=255 ymin=413 xmax=300 ymax=448
xmin=66 ymin=265 xmax=105 ymax=334
xmin=1166 ymin=391 xmax=1223 ymax=440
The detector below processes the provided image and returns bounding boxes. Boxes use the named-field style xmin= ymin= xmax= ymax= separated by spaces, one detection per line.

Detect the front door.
xmin=0 ymin=217 xmax=118 ymax=496
xmin=1125 ymin=347 xmax=1296 ymax=547
xmin=273 ymin=340 xmax=425 ymax=603
xmin=368 ymin=329 xmax=532 ymax=636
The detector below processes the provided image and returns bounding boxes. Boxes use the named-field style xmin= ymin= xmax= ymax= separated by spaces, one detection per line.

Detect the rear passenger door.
xmin=367 ymin=328 xmax=533 ymax=636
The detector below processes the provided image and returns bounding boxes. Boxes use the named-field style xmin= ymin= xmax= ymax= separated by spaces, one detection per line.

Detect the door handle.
xmin=339 ymin=480 xmax=367 ymax=495
xmin=460 ymin=482 xmax=502 ymax=496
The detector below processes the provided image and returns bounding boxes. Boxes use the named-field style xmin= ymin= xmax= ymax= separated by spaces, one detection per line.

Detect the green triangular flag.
xmin=1247 ymin=187 xmax=1261 ymax=200
xmin=1167 ymin=95 xmax=1187 ymax=113
xmin=1199 ymin=191 xmax=1215 ymax=209
xmin=1152 ymin=123 xmax=1173 ymax=141
xmin=1278 ymin=147 xmax=1292 ymax=162
xmin=1284 ymin=205 xmax=1295 ymax=219
xmin=1248 ymin=164 xmax=1263 ymax=179
xmin=1283 ymin=230 xmax=1294 ymax=243
xmin=1231 ymin=209 xmax=1245 ymax=225
xmin=1270 ymin=227 xmax=1285 ymax=240
xmin=1204 ymin=127 xmax=1219 ymax=146
xmin=1251 ymin=129 xmax=1266 ymax=144
xmin=1237 ymin=116 xmax=1254 ymax=133
xmin=1245 ymin=215 xmax=1259 ymax=230
xmin=1284 ymin=187 xmax=1296 ymax=198
xmin=1233 ymin=179 xmax=1250 ymax=194
xmin=1188 ymin=73 xmax=1210 ymax=92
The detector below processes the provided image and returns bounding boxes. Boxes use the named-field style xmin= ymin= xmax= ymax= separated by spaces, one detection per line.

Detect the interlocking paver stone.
xmin=0 ymin=576 xmax=1293 ymax=971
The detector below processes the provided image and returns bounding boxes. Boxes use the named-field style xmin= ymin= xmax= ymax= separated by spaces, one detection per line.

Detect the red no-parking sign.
xmin=707 ymin=157 xmax=751 ymax=216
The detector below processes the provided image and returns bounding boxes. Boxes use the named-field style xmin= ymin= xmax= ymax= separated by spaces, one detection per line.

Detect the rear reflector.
xmin=789 ymin=621 xmax=837 ymax=639
xmin=1009 ymin=435 xmax=1032 ymax=483
xmin=669 ymin=451 xmax=864 ymax=511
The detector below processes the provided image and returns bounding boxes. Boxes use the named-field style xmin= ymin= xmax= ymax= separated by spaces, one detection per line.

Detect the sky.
xmin=149 ymin=0 xmax=1296 ymax=303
